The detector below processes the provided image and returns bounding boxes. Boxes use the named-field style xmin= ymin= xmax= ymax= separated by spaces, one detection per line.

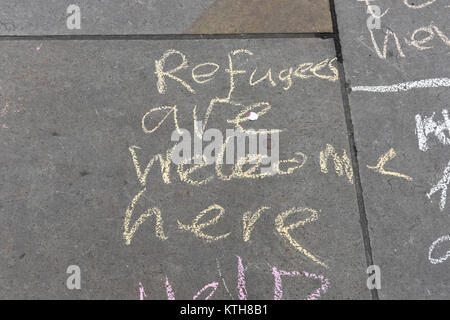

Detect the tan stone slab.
xmin=185 ymin=0 xmax=333 ymax=34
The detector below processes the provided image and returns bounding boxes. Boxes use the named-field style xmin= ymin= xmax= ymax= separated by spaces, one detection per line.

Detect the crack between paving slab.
xmin=0 ymin=33 xmax=333 ymax=41
xmin=329 ymin=0 xmax=379 ymax=300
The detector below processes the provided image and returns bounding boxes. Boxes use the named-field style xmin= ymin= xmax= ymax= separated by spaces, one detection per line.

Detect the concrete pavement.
xmin=0 ymin=0 xmax=448 ymax=299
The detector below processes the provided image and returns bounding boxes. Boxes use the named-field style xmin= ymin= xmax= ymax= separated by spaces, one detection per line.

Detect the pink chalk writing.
xmin=237 ymin=255 xmax=248 ymax=300
xmin=165 ymin=276 xmax=176 ymax=300
xmin=139 ymin=282 xmax=147 ymax=300
xmin=140 ymin=256 xmax=330 ymax=300
xmin=272 ymin=266 xmax=329 ymax=300
xmin=193 ymin=282 xmax=219 ymax=300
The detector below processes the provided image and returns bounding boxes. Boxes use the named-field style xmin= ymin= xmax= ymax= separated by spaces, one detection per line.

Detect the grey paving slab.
xmin=185 ymin=0 xmax=333 ymax=34
xmin=0 ymin=38 xmax=369 ymax=299
xmin=0 ymin=0 xmax=332 ymax=35
xmin=335 ymin=0 xmax=450 ymax=299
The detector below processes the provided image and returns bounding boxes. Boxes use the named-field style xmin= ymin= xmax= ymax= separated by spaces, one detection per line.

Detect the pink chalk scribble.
xmin=237 ymin=255 xmax=248 ymax=300
xmin=193 ymin=282 xmax=219 ymax=300
xmin=139 ymin=257 xmax=329 ymax=300
xmin=272 ymin=267 xmax=329 ymax=300
xmin=303 ymin=271 xmax=330 ymax=300
xmin=139 ymin=282 xmax=147 ymax=300
xmin=165 ymin=276 xmax=176 ymax=300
